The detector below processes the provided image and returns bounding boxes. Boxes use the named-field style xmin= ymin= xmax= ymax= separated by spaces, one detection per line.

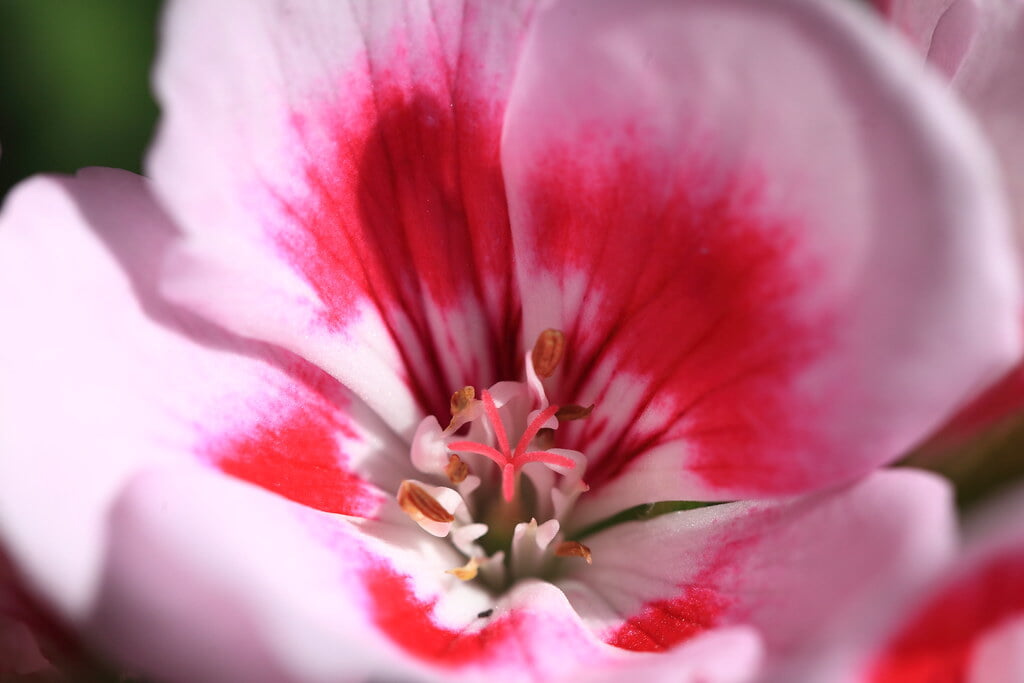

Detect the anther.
xmin=445 ymin=453 xmax=469 ymax=484
xmin=554 ymin=541 xmax=593 ymax=564
xmin=397 ymin=480 xmax=455 ymax=524
xmin=447 ymin=386 xmax=476 ymax=431
xmin=531 ymin=329 xmax=565 ymax=379
xmin=446 ymin=557 xmax=481 ymax=581
xmin=556 ymin=404 xmax=594 ymax=421
xmin=450 ymin=386 xmax=475 ymax=414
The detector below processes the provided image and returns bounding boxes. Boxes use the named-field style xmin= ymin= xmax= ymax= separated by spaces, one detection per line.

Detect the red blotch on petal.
xmin=868 ymin=549 xmax=1024 ymax=682
xmin=276 ymin=68 xmax=521 ymax=419
xmin=364 ymin=565 xmax=524 ymax=667
xmin=605 ymin=586 xmax=729 ymax=652
xmin=519 ymin=141 xmax=830 ymax=494
xmin=204 ymin=365 xmax=382 ymax=518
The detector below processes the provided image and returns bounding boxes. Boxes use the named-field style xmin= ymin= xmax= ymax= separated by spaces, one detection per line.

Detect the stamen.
xmin=554 ymin=541 xmax=593 ymax=564
xmin=446 ymin=557 xmax=481 ymax=581
xmin=450 ymin=386 xmax=475 ymax=414
xmin=397 ymin=480 xmax=455 ymax=524
xmin=556 ymin=404 xmax=594 ymax=421
xmin=446 ymin=386 xmax=476 ymax=431
xmin=531 ymin=329 xmax=566 ymax=379
xmin=445 ymin=453 xmax=469 ymax=484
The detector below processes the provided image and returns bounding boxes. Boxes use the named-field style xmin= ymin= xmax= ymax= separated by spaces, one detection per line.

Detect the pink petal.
xmin=880 ymin=1 xmax=1024 ymax=439
xmin=864 ymin=487 xmax=1024 ymax=682
xmin=95 ymin=464 xmax=761 ymax=682
xmin=872 ymin=0 xmax=963 ymax=64
xmin=0 ymin=170 xmax=393 ymax=620
xmin=935 ymin=2 xmax=1024 ymax=437
xmin=503 ymin=0 xmax=1020 ymax=506
xmin=559 ymin=470 xmax=955 ymax=679
xmin=969 ymin=617 xmax=1024 ymax=682
xmin=151 ymin=0 xmax=537 ymax=437
xmin=933 ymin=358 xmax=1024 ymax=441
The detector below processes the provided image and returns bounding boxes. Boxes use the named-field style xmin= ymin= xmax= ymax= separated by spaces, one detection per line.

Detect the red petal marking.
xmin=363 ymin=564 xmax=526 ymax=667
xmin=203 ymin=364 xmax=383 ymax=518
xmin=868 ymin=548 xmax=1024 ymax=682
xmin=605 ymin=587 xmax=728 ymax=652
xmin=276 ymin=68 xmax=521 ymax=419
xmin=518 ymin=142 xmax=831 ymax=494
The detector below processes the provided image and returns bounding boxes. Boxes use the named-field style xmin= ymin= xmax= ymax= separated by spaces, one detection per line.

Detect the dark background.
xmin=0 ymin=1 xmax=160 ymax=196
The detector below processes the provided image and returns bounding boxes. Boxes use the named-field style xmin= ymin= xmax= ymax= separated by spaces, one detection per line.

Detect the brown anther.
xmin=446 ymin=386 xmax=476 ymax=431
xmin=397 ymin=481 xmax=455 ymax=524
xmin=531 ymin=329 xmax=566 ymax=379
xmin=446 ymin=557 xmax=481 ymax=581
xmin=450 ymin=386 xmax=475 ymax=415
xmin=555 ymin=541 xmax=593 ymax=564
xmin=556 ymin=404 xmax=594 ymax=421
xmin=445 ymin=453 xmax=469 ymax=484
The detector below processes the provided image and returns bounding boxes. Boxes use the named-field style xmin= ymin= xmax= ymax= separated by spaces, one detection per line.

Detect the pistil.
xmin=448 ymin=389 xmax=576 ymax=502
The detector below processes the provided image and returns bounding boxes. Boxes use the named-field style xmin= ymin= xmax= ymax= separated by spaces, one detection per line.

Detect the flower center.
xmin=397 ymin=330 xmax=594 ymax=589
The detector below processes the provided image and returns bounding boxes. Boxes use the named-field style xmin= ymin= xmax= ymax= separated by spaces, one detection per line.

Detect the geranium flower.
xmin=873 ymin=0 xmax=1024 ymax=438
xmin=854 ymin=487 xmax=1024 ymax=682
xmin=0 ymin=0 xmax=1020 ymax=681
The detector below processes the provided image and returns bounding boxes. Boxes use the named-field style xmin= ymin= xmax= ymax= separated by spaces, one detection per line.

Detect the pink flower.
xmin=874 ymin=0 xmax=1024 ymax=439
xmin=855 ymin=487 xmax=1024 ymax=682
xmin=0 ymin=0 xmax=1019 ymax=681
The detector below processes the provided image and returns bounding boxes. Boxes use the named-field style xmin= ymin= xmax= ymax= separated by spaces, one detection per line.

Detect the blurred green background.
xmin=0 ymin=1 xmax=160 ymax=196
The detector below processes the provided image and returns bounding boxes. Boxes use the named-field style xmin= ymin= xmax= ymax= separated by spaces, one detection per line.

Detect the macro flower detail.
xmin=0 ymin=0 xmax=1021 ymax=682
xmin=856 ymin=488 xmax=1024 ymax=682
xmin=398 ymin=329 xmax=594 ymax=590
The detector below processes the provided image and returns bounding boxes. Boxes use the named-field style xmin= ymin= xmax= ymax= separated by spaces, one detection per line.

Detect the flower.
xmin=0 ymin=0 xmax=1020 ymax=681
xmin=852 ymin=486 xmax=1024 ymax=682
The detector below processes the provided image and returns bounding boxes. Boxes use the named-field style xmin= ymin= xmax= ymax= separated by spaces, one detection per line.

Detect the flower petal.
xmin=0 ymin=170 xmax=396 ymax=620
xmin=503 ymin=0 xmax=1020 ymax=508
xmin=864 ymin=485 xmax=1024 ymax=682
xmin=919 ymin=0 xmax=1024 ymax=437
xmin=95 ymin=463 xmax=762 ymax=682
xmin=559 ymin=469 xmax=955 ymax=679
xmin=150 ymin=0 xmax=536 ymax=437
xmin=872 ymin=0 xmax=962 ymax=67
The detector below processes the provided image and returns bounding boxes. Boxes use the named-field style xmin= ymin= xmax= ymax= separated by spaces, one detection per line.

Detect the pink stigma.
xmin=449 ymin=389 xmax=576 ymax=502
